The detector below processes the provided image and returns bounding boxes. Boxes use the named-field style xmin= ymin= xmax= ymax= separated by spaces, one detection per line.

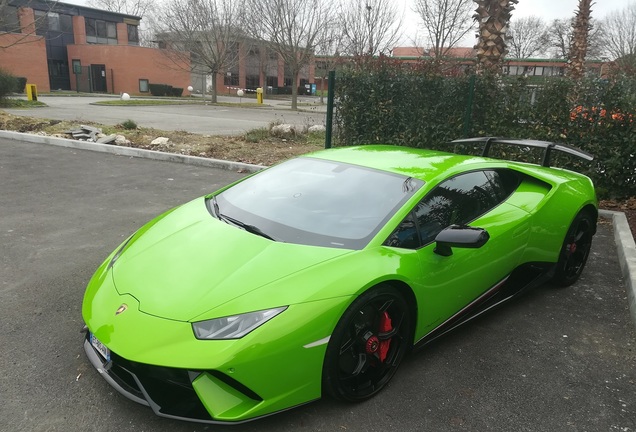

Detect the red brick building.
xmin=0 ymin=0 xmax=190 ymax=95
xmin=389 ymin=46 xmax=604 ymax=78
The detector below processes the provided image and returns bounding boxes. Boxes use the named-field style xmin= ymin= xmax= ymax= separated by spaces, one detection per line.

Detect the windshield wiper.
xmin=209 ymin=196 xmax=277 ymax=241
xmin=210 ymin=195 xmax=222 ymax=220
xmin=221 ymin=214 xmax=277 ymax=241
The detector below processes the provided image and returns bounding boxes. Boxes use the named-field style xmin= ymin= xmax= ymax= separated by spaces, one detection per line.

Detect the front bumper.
xmin=84 ymin=333 xmax=272 ymax=424
xmin=82 ymin=256 xmax=353 ymax=423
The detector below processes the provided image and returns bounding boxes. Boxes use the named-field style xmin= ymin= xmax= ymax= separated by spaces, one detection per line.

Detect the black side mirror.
xmin=434 ymin=225 xmax=490 ymax=256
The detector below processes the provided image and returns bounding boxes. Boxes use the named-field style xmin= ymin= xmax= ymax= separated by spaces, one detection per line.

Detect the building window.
xmin=127 ymin=24 xmax=139 ymax=45
xmin=34 ymin=10 xmax=47 ymax=35
xmin=0 ymin=5 xmax=20 ymax=32
xmin=85 ymin=18 xmax=117 ymax=44
xmin=47 ymin=12 xmax=60 ymax=31
xmin=246 ymin=75 xmax=260 ymax=89
xmin=31 ymin=11 xmax=72 ymax=34
xmin=224 ymin=72 xmax=239 ymax=86
xmin=139 ymin=79 xmax=149 ymax=92
xmin=266 ymin=76 xmax=277 ymax=87
xmin=60 ymin=14 xmax=73 ymax=33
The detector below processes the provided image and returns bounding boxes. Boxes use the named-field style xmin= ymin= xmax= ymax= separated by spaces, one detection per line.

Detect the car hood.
xmin=112 ymin=198 xmax=351 ymax=321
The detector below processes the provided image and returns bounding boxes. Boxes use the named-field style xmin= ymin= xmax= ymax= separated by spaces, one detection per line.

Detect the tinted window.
xmin=60 ymin=14 xmax=73 ymax=33
xmin=0 ymin=6 xmax=19 ymax=33
xmin=127 ymin=24 xmax=139 ymax=44
xmin=214 ymin=158 xmax=424 ymax=249
xmin=385 ymin=170 xmax=519 ymax=248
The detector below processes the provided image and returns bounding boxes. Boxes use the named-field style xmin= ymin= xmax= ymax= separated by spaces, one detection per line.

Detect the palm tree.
xmin=474 ymin=0 xmax=518 ymax=74
xmin=566 ymin=0 xmax=593 ymax=80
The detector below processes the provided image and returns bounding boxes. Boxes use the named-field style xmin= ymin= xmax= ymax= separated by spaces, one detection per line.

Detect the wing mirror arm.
xmin=433 ymin=225 xmax=490 ymax=257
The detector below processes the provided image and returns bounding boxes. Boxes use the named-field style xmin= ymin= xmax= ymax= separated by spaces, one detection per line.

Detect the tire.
xmin=322 ymin=285 xmax=412 ymax=402
xmin=552 ymin=210 xmax=595 ymax=287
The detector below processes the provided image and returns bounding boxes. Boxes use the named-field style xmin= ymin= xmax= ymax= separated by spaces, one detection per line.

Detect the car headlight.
xmin=192 ymin=307 xmax=287 ymax=340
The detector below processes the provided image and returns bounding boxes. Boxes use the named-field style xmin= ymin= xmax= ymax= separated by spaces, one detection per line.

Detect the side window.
xmin=384 ymin=212 xmax=420 ymax=249
xmin=384 ymin=170 xmax=519 ymax=249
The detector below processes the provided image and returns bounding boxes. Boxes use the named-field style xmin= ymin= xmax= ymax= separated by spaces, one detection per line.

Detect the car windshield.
xmin=212 ymin=157 xmax=423 ymax=249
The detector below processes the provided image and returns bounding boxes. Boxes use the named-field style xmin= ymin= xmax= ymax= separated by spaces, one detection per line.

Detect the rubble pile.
xmin=63 ymin=125 xmax=130 ymax=145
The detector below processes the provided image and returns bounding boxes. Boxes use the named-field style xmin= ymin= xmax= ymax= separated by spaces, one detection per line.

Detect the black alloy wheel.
xmin=553 ymin=210 xmax=595 ymax=287
xmin=322 ymin=285 xmax=412 ymax=402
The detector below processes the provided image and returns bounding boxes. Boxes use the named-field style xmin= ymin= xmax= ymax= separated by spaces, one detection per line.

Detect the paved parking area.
xmin=1 ymin=137 xmax=635 ymax=432
xmin=4 ymin=95 xmax=326 ymax=135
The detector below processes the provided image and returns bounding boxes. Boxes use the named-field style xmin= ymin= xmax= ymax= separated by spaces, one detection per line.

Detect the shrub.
xmin=148 ymin=83 xmax=171 ymax=96
xmin=0 ymin=69 xmax=18 ymax=99
xmin=334 ymin=58 xmax=636 ymax=199
xmin=121 ymin=119 xmax=137 ymax=129
xmin=148 ymin=84 xmax=183 ymax=97
xmin=16 ymin=77 xmax=27 ymax=93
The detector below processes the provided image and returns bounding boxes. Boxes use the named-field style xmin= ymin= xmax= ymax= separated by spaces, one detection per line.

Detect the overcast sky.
xmin=63 ymin=0 xmax=629 ymax=47
xmin=400 ymin=0 xmax=629 ymax=46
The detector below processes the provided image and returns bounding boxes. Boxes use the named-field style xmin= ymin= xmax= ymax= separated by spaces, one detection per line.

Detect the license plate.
xmin=90 ymin=333 xmax=111 ymax=362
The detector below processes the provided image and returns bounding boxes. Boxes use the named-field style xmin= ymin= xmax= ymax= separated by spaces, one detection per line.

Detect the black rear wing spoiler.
xmin=451 ymin=137 xmax=594 ymax=168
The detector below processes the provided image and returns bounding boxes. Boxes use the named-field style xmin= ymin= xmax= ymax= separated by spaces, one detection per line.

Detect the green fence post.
xmin=325 ymin=70 xmax=336 ymax=149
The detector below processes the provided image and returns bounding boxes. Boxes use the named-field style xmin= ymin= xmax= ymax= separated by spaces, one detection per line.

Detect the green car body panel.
xmin=82 ymin=144 xmax=597 ymax=423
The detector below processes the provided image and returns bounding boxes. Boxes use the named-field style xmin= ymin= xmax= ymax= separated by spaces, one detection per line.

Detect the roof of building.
xmin=8 ymin=0 xmax=142 ymax=21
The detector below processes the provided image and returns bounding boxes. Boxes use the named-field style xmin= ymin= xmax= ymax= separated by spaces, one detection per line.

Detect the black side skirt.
xmin=414 ymin=262 xmax=555 ymax=350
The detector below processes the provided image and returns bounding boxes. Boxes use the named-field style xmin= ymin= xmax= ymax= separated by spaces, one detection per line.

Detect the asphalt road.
xmin=1 ymin=137 xmax=635 ymax=432
xmin=4 ymin=95 xmax=327 ymax=135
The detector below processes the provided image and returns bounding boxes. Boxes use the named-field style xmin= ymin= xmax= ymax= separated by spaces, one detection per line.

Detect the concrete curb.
xmin=0 ymin=130 xmax=265 ymax=173
xmin=599 ymin=209 xmax=636 ymax=329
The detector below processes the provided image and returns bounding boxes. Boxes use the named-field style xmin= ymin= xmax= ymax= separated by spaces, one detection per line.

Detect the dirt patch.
xmin=599 ymin=198 xmax=636 ymax=239
xmin=0 ymin=111 xmax=322 ymax=167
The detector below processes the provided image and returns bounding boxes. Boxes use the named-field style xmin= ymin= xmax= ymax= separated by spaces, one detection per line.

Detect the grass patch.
xmin=211 ymin=102 xmax=267 ymax=108
xmin=0 ymin=98 xmax=47 ymax=108
xmin=94 ymin=99 xmax=203 ymax=106
xmin=244 ymin=127 xmax=270 ymax=143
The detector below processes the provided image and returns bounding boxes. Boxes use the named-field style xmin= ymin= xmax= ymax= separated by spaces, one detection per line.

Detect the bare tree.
xmin=542 ymin=17 xmax=603 ymax=60
xmin=338 ymin=0 xmax=402 ymax=56
xmin=600 ymin=1 xmax=636 ymax=69
xmin=247 ymin=0 xmax=329 ymax=110
xmin=566 ymin=0 xmax=593 ymax=80
xmin=413 ymin=0 xmax=474 ymax=58
xmin=88 ymin=0 xmax=152 ymax=17
xmin=155 ymin=0 xmax=246 ymax=103
xmin=314 ymin=21 xmax=343 ymax=104
xmin=473 ymin=0 xmax=518 ymax=74
xmin=506 ymin=15 xmax=548 ymax=58
xmin=0 ymin=0 xmax=55 ymax=49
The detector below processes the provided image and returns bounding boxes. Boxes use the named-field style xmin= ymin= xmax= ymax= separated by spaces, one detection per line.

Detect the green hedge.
xmin=0 ymin=69 xmax=18 ymax=99
xmin=16 ymin=77 xmax=27 ymax=93
xmin=334 ymin=58 xmax=636 ymax=199
xmin=148 ymin=83 xmax=183 ymax=97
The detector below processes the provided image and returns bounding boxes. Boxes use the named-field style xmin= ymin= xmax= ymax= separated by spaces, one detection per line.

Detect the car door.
xmin=384 ymin=169 xmax=531 ymax=339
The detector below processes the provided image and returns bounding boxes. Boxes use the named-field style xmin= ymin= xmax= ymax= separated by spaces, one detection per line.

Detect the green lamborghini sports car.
xmin=82 ymin=137 xmax=597 ymax=424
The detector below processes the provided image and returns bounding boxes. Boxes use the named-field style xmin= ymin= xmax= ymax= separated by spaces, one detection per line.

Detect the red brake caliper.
xmin=378 ymin=311 xmax=393 ymax=362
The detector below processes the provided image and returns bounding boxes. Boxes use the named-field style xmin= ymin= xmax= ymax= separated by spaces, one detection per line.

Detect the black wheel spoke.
xmin=324 ymin=287 xmax=411 ymax=402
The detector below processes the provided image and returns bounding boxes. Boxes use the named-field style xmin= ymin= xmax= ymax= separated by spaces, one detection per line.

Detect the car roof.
xmin=307 ymin=145 xmax=491 ymax=183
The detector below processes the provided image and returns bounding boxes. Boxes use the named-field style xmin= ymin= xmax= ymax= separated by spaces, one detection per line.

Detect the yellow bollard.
xmin=256 ymin=87 xmax=263 ymax=104
xmin=26 ymin=84 xmax=38 ymax=101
